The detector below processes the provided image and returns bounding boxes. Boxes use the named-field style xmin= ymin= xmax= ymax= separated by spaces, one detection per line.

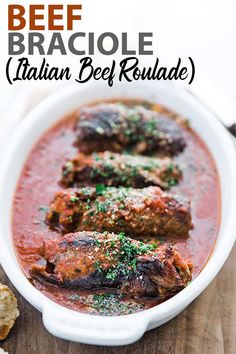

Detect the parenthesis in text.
xmin=6 ymin=57 xmax=13 ymax=85
xmin=188 ymin=57 xmax=195 ymax=85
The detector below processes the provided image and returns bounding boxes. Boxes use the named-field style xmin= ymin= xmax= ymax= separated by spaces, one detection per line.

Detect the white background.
xmin=0 ymin=0 xmax=236 ymax=119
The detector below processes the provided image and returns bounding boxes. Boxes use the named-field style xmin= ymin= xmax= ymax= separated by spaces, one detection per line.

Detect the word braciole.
xmin=9 ymin=32 xmax=154 ymax=56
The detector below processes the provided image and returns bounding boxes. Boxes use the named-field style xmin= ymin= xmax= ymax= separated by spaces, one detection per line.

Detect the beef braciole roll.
xmin=61 ymin=151 xmax=182 ymax=190
xmin=30 ymin=231 xmax=192 ymax=300
xmin=46 ymin=186 xmax=192 ymax=237
xmin=75 ymin=104 xmax=186 ymax=155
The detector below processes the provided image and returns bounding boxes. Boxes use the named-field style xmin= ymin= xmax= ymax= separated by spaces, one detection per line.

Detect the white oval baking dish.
xmin=0 ymin=81 xmax=236 ymax=346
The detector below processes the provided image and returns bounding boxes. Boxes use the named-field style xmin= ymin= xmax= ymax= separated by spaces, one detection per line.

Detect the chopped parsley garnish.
xmin=144 ymin=119 xmax=159 ymax=136
xmin=167 ymin=163 xmax=174 ymax=173
xmin=95 ymin=239 xmax=100 ymax=246
xmin=93 ymin=232 xmax=158 ymax=281
xmin=168 ymin=178 xmax=178 ymax=187
xmin=69 ymin=293 xmax=145 ymax=316
xmin=93 ymin=153 xmax=101 ymax=161
xmin=95 ymin=184 xmax=106 ymax=195
xmin=70 ymin=196 xmax=79 ymax=203
xmin=81 ymin=187 xmax=93 ymax=195
xmin=94 ymin=260 xmax=102 ymax=273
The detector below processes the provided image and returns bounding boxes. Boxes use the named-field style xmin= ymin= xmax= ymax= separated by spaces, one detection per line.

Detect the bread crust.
xmin=0 ymin=284 xmax=19 ymax=340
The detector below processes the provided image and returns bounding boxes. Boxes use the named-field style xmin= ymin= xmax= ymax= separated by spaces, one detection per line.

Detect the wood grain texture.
xmin=0 ymin=244 xmax=235 ymax=354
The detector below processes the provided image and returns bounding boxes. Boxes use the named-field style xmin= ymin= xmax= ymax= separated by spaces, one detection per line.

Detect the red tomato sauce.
xmin=12 ymin=100 xmax=221 ymax=315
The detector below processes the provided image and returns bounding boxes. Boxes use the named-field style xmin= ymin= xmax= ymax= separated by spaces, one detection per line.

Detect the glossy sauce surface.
xmin=12 ymin=100 xmax=221 ymax=315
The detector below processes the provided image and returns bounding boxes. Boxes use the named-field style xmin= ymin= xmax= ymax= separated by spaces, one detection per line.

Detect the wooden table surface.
xmin=1 ymin=244 xmax=235 ymax=354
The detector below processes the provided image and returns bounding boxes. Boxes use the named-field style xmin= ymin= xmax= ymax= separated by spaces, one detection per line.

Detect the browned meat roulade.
xmin=30 ymin=231 xmax=192 ymax=300
xmin=75 ymin=104 xmax=186 ymax=155
xmin=46 ymin=186 xmax=192 ymax=238
xmin=61 ymin=151 xmax=182 ymax=190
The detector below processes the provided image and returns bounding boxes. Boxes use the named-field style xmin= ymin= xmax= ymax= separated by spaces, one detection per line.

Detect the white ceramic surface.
xmin=0 ymin=81 xmax=236 ymax=346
